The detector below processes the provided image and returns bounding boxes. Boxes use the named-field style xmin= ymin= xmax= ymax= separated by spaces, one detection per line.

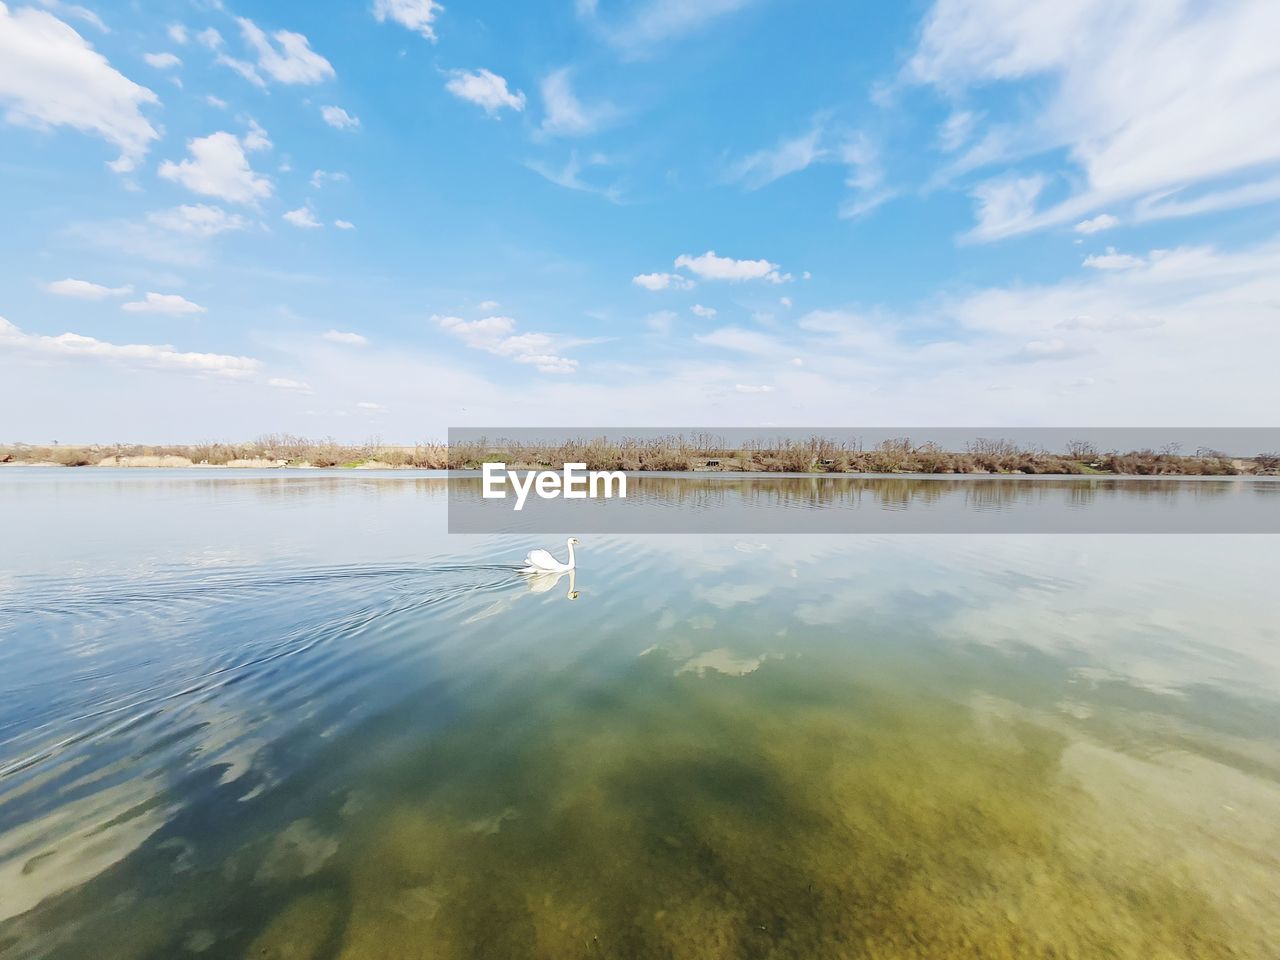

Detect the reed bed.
xmin=2 ymin=435 xmax=1275 ymax=474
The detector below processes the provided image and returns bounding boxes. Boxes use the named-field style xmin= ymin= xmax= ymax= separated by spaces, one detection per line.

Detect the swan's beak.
xmin=567 ymin=590 xmax=580 ymax=601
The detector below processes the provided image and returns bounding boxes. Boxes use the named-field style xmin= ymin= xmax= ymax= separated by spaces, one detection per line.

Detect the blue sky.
xmin=2 ymin=0 xmax=1278 ymax=441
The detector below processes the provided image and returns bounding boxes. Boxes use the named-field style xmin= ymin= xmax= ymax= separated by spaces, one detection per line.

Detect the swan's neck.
xmin=565 ymin=539 xmax=576 ymax=568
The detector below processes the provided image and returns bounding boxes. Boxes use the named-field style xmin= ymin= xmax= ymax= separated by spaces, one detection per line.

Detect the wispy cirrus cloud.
xmin=525 ymin=151 xmax=622 ymax=202
xmin=537 ymin=68 xmax=615 ymax=138
xmin=728 ymin=121 xmax=895 ymax=218
xmin=908 ymin=0 xmax=1280 ymax=238
xmin=580 ymin=0 xmax=756 ymax=58
xmin=729 ymin=126 xmax=825 ymax=190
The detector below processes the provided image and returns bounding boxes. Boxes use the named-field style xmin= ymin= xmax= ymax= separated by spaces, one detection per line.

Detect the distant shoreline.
xmin=3 ymin=460 xmax=1277 ymax=478
xmin=4 ymin=437 xmax=1277 ymax=476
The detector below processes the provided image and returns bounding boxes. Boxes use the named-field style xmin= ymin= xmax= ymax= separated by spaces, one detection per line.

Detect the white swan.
xmin=521 ymin=537 xmax=578 ymax=574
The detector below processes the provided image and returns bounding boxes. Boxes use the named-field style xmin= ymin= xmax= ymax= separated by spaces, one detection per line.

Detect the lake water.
xmin=2 ymin=469 xmax=1279 ymax=959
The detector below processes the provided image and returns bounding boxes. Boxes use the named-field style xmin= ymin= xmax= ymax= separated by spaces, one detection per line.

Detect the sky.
xmin=2 ymin=0 xmax=1279 ymax=442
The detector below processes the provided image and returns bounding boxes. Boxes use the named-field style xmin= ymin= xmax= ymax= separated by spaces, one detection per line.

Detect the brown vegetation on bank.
xmin=0 ymin=435 xmax=448 ymax=469
xmin=2 ymin=434 xmax=1277 ymax=475
xmin=451 ymin=435 xmax=1277 ymax=476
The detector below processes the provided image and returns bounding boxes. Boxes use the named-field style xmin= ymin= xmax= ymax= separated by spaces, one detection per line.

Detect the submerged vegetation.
xmin=2 ymin=434 xmax=1276 ymax=475
xmin=6 ymin=650 xmax=1276 ymax=959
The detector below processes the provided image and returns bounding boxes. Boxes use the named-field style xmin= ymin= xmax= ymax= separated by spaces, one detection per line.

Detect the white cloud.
xmin=909 ymin=0 xmax=1280 ymax=236
xmin=321 ymin=105 xmax=360 ymax=130
xmin=695 ymin=327 xmax=784 ymax=356
xmin=583 ymin=0 xmax=754 ymax=57
xmin=967 ymin=173 xmax=1046 ymax=241
xmin=445 ymin=68 xmax=525 ymax=115
xmin=517 ymin=354 xmax=578 ymax=374
xmin=333 ymin=219 xmax=355 ymax=230
xmin=241 ymin=118 xmax=271 ymax=152
xmin=674 ymin=250 xmax=791 ymax=283
xmin=1132 ymin=175 xmax=1280 ymax=224
xmin=144 ymin=52 xmax=181 ymax=69
xmin=310 ymin=169 xmax=348 ymax=189
xmin=1075 ymin=213 xmax=1118 ymax=234
xmin=690 ymin=304 xmax=717 ymax=318
xmin=159 ymin=131 xmax=272 ymax=204
xmin=283 ymin=206 xmax=322 ymax=229
xmin=357 ymin=400 xmax=386 ymax=411
xmin=200 ymin=25 xmax=263 ymax=89
xmin=525 ymin=151 xmax=622 ymax=202
xmin=215 ymin=54 xmax=263 ymax=88
xmin=1082 ymin=247 xmax=1144 ymax=270
xmin=121 ymin=292 xmax=206 ymax=315
xmin=44 ymin=278 xmax=132 ymax=299
xmin=322 ymin=329 xmax=367 ymax=345
xmin=730 ymin=127 xmax=823 ymax=190
xmin=373 ymin=0 xmax=443 ymax=41
xmin=937 ymin=109 xmax=976 ymax=152
xmin=435 ymin=314 xmax=579 ymax=374
xmin=39 ymin=1 xmax=107 ymax=33
xmin=268 ymin=377 xmax=311 ymax=392
xmin=478 ymin=300 xmax=499 ymax=311
xmin=729 ymin=123 xmax=894 ymax=217
xmin=538 ymin=68 xmax=613 ymax=137
xmin=838 ymin=134 xmax=895 ymax=219
xmin=167 ymin=24 xmax=187 ymax=45
xmin=0 ymin=2 xmax=159 ymax=172
xmin=146 ymin=204 xmax=247 ymax=236
xmin=633 ymin=272 xmax=693 ymax=291
xmin=734 ymin=383 xmax=774 ymax=394
xmin=235 ymin=17 xmax=333 ymax=85
xmin=780 ymin=297 xmax=792 ymax=308
xmin=0 ymin=316 xmax=257 ymax=377
xmin=205 ymin=94 xmax=227 ymax=109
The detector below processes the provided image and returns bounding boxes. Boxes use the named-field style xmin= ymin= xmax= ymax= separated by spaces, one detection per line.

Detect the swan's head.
xmin=568 ymin=537 xmax=580 ymax=545
xmin=567 ymin=590 xmax=580 ymax=601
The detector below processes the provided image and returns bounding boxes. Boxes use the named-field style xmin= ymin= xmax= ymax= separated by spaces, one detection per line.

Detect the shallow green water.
xmin=1 ymin=470 xmax=1278 ymax=958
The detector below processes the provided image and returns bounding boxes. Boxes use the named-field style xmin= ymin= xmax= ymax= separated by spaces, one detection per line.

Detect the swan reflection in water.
xmin=522 ymin=566 xmax=579 ymax=600
xmin=520 ymin=537 xmax=581 ymax=600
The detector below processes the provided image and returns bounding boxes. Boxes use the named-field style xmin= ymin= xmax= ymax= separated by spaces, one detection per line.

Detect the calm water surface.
xmin=2 ymin=469 xmax=1279 ymax=959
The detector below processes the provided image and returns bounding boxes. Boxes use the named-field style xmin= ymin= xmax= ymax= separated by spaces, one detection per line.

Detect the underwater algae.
xmin=324 ymin=653 xmax=1271 ymax=960
xmin=5 ymin=649 xmax=1276 ymax=960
